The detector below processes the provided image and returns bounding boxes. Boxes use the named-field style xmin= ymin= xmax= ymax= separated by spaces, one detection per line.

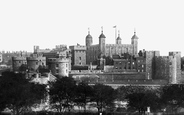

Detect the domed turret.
xmin=99 ymin=27 xmax=106 ymax=56
xmin=131 ymin=30 xmax=139 ymax=56
xmin=99 ymin=31 xmax=106 ymax=38
xmin=85 ymin=28 xmax=93 ymax=47
xmin=116 ymin=30 xmax=122 ymax=44
xmin=131 ymin=31 xmax=139 ymax=39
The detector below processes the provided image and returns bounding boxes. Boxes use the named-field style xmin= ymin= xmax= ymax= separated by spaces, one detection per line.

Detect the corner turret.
xmin=85 ymin=28 xmax=93 ymax=48
xmin=99 ymin=27 xmax=106 ymax=56
xmin=116 ymin=30 xmax=122 ymax=44
xmin=131 ymin=30 xmax=139 ymax=56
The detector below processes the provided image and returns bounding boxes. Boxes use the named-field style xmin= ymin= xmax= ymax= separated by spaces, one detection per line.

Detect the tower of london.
xmin=85 ymin=28 xmax=138 ymax=64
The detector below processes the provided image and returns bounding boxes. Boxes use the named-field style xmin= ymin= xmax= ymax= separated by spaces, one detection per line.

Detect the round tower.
xmin=85 ymin=28 xmax=93 ymax=48
xmin=131 ymin=31 xmax=139 ymax=56
xmin=27 ymin=54 xmax=46 ymax=71
xmin=48 ymin=57 xmax=69 ymax=77
xmin=116 ymin=30 xmax=122 ymax=44
xmin=99 ymin=27 xmax=106 ymax=56
xmin=12 ymin=56 xmax=27 ymax=72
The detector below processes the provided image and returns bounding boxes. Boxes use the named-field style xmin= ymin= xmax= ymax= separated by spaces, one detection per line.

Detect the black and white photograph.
xmin=0 ymin=0 xmax=184 ymax=115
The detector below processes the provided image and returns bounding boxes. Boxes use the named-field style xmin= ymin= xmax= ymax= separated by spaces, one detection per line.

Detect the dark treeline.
xmin=1 ymin=71 xmax=184 ymax=115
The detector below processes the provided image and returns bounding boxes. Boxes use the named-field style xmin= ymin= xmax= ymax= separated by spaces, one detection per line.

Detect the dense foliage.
xmin=49 ymin=77 xmax=77 ymax=112
xmin=1 ymin=72 xmax=184 ymax=114
xmin=0 ymin=71 xmax=47 ymax=115
xmin=92 ymin=84 xmax=116 ymax=113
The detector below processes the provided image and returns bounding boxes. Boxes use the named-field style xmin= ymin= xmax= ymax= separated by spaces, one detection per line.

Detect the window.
xmin=56 ymin=69 xmax=59 ymax=73
xmin=79 ymin=57 xmax=82 ymax=60
xmin=66 ymin=69 xmax=68 ymax=73
xmin=66 ymin=64 xmax=67 ymax=67
xmin=36 ymin=62 xmax=38 ymax=65
xmin=56 ymin=64 xmax=59 ymax=67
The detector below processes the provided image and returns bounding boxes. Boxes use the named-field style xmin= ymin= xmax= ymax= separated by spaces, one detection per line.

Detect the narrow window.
xmin=56 ymin=69 xmax=59 ymax=73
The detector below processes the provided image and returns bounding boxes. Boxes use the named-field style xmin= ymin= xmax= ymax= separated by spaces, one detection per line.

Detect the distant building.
xmin=113 ymin=55 xmax=137 ymax=72
xmin=154 ymin=56 xmax=170 ymax=80
xmin=145 ymin=51 xmax=160 ymax=79
xmin=33 ymin=46 xmax=51 ymax=54
xmin=85 ymin=28 xmax=138 ymax=64
xmin=43 ymin=46 xmax=71 ymax=71
xmin=0 ymin=53 xmax=2 ymax=63
xmin=12 ymin=56 xmax=27 ymax=72
xmin=169 ymin=52 xmax=181 ymax=84
xmin=150 ymin=51 xmax=181 ymax=84
xmin=27 ymin=53 xmax=46 ymax=71
xmin=47 ymin=56 xmax=70 ymax=77
xmin=69 ymin=44 xmax=86 ymax=66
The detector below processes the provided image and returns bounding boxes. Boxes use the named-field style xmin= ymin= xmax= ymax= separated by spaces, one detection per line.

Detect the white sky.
xmin=0 ymin=0 xmax=184 ymax=56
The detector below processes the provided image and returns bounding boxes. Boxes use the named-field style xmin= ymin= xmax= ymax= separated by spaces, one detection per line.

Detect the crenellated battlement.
xmin=27 ymin=56 xmax=46 ymax=61
xmin=12 ymin=56 xmax=27 ymax=61
xmin=69 ymin=45 xmax=86 ymax=50
xmin=48 ymin=58 xmax=69 ymax=63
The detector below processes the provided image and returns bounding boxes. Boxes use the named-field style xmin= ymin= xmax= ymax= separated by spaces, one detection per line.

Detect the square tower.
xmin=145 ymin=51 xmax=160 ymax=80
xmin=169 ymin=51 xmax=181 ymax=84
xmin=69 ymin=45 xmax=86 ymax=66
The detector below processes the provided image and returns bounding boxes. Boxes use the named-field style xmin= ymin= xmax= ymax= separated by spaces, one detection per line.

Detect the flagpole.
xmin=113 ymin=25 xmax=117 ymax=44
xmin=115 ymin=26 xmax=117 ymax=43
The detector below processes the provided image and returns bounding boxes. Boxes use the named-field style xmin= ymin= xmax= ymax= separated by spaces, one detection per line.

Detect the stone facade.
xmin=136 ymin=56 xmax=146 ymax=73
xmin=0 ymin=53 xmax=2 ymax=63
xmin=69 ymin=45 xmax=86 ymax=66
xmin=12 ymin=45 xmax=71 ymax=77
xmin=12 ymin=56 xmax=27 ymax=72
xmin=33 ymin=46 xmax=51 ymax=53
xmin=147 ymin=51 xmax=182 ymax=84
xmin=154 ymin=56 xmax=170 ymax=80
xmin=169 ymin=52 xmax=181 ymax=84
xmin=27 ymin=53 xmax=46 ymax=71
xmin=85 ymin=29 xmax=138 ymax=64
xmin=47 ymin=57 xmax=70 ymax=77
xmin=113 ymin=57 xmax=137 ymax=72
xmin=145 ymin=51 xmax=160 ymax=79
xmin=43 ymin=48 xmax=71 ymax=71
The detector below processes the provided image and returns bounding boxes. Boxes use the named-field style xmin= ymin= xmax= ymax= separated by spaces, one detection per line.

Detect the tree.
xmin=125 ymin=86 xmax=161 ymax=114
xmin=19 ymin=64 xmax=28 ymax=72
xmin=75 ymin=81 xmax=93 ymax=112
xmin=0 ymin=71 xmax=46 ymax=115
xmin=37 ymin=65 xmax=49 ymax=73
xmin=160 ymin=84 xmax=184 ymax=113
xmin=91 ymin=83 xmax=116 ymax=113
xmin=49 ymin=77 xmax=77 ymax=112
xmin=116 ymin=86 xmax=161 ymax=114
xmin=104 ymin=56 xmax=114 ymax=65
